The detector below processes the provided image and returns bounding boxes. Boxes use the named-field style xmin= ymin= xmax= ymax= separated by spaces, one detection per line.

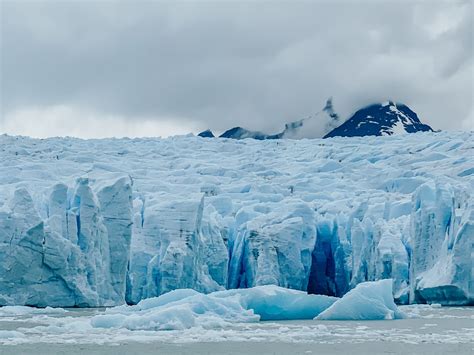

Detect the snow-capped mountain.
xmin=324 ymin=101 xmax=433 ymax=138
xmin=198 ymin=100 xmax=433 ymax=140
xmin=198 ymin=98 xmax=338 ymax=140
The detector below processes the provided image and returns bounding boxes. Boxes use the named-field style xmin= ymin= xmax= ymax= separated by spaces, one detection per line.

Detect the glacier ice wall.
xmin=0 ymin=178 xmax=132 ymax=307
xmin=410 ymin=184 xmax=473 ymax=305
xmin=0 ymin=132 xmax=472 ymax=306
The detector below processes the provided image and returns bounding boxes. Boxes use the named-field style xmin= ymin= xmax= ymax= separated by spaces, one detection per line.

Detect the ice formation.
xmin=212 ymin=285 xmax=337 ymax=320
xmin=92 ymin=285 xmax=338 ymax=330
xmin=316 ymin=279 xmax=405 ymax=320
xmin=0 ymin=132 xmax=472 ymax=307
xmin=91 ymin=288 xmax=259 ymax=331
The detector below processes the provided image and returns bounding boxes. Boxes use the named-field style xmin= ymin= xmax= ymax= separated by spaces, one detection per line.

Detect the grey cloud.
xmin=1 ymin=0 xmax=472 ymax=137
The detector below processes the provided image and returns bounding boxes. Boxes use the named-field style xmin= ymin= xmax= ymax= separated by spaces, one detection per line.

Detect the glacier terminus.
xmin=0 ymin=131 xmax=472 ymax=307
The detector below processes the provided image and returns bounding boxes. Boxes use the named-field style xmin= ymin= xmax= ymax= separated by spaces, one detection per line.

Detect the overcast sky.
xmin=1 ymin=0 xmax=473 ymax=138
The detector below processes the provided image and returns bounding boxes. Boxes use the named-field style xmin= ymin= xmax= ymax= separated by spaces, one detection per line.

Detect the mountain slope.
xmin=198 ymin=100 xmax=433 ymax=140
xmin=219 ymin=127 xmax=278 ymax=140
xmin=324 ymin=101 xmax=433 ymax=138
xmin=197 ymin=129 xmax=215 ymax=138
xmin=202 ymin=98 xmax=338 ymax=140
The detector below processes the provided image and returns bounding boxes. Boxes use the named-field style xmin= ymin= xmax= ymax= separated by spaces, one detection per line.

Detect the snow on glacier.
xmin=0 ymin=132 xmax=473 ymax=307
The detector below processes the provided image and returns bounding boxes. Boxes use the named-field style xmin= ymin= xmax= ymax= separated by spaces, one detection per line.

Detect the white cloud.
xmin=1 ymin=105 xmax=198 ymax=138
xmin=461 ymin=109 xmax=474 ymax=130
xmin=1 ymin=0 xmax=472 ymax=137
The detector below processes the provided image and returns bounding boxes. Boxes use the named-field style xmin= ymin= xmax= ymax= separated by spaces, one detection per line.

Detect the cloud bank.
xmin=1 ymin=0 xmax=472 ymax=138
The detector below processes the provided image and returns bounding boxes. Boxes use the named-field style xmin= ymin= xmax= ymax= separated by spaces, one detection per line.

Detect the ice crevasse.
xmin=0 ymin=132 xmax=472 ymax=307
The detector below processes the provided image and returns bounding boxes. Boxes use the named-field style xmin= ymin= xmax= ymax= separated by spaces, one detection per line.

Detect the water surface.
xmin=0 ymin=305 xmax=472 ymax=354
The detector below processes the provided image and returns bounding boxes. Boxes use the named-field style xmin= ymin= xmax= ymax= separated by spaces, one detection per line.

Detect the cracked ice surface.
xmin=0 ymin=132 xmax=472 ymax=307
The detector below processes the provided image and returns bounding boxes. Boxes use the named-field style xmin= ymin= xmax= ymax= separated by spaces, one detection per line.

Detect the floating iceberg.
xmin=0 ymin=305 xmax=67 ymax=316
xmin=212 ymin=285 xmax=337 ymax=320
xmin=91 ymin=288 xmax=259 ymax=331
xmin=316 ymin=279 xmax=405 ymax=320
xmin=91 ymin=283 xmax=396 ymax=331
xmin=0 ymin=132 xmax=472 ymax=307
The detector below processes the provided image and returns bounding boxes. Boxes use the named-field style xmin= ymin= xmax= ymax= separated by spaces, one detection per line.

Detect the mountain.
xmin=219 ymin=126 xmax=277 ymax=140
xmin=324 ymin=101 xmax=433 ymax=138
xmin=197 ymin=129 xmax=215 ymax=138
xmin=199 ymin=98 xmax=338 ymax=140
xmin=199 ymin=126 xmax=282 ymax=140
xmin=322 ymin=97 xmax=341 ymax=133
xmin=198 ymin=100 xmax=433 ymax=140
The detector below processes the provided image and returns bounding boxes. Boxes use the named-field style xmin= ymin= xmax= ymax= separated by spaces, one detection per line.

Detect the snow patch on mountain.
xmin=324 ymin=101 xmax=433 ymax=138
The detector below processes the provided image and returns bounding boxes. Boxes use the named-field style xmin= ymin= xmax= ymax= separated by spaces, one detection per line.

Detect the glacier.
xmin=0 ymin=132 xmax=472 ymax=307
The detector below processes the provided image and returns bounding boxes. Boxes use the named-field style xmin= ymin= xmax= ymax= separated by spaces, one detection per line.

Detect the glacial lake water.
xmin=0 ymin=305 xmax=472 ymax=354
